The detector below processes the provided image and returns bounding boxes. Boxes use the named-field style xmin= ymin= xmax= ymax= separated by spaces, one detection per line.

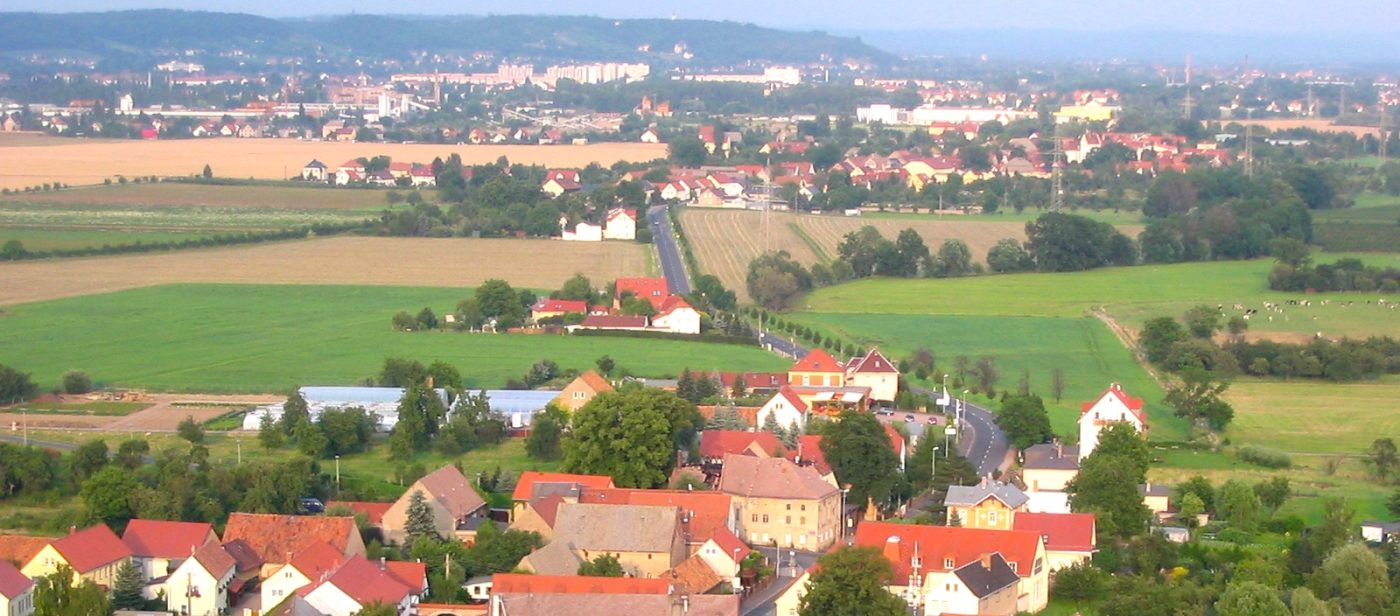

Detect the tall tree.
xmin=1216 ymin=479 xmax=1263 ymax=531
xmin=34 ymin=566 xmax=109 ymax=616
xmin=111 ymin=560 xmax=146 ymax=610
xmin=798 ymin=546 xmax=907 ymax=616
xmin=404 ymin=490 xmax=438 ymax=545
xmin=525 ymin=408 xmax=564 ymax=461
xmin=1309 ymin=542 xmax=1392 ymax=614
xmin=280 ymin=388 xmax=310 ymax=434
xmin=563 ymin=388 xmax=700 ymax=488
xmin=996 ymin=394 xmax=1054 ymax=449
xmin=1067 ymin=423 xmax=1150 ymax=538
xmin=820 ymin=411 xmax=899 ymax=510
xmin=1214 ymin=581 xmax=1287 ymax=616
xmin=80 ymin=465 xmax=137 ymax=525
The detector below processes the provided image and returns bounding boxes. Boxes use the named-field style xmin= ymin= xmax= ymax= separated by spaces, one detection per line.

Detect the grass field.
xmin=2 ymin=182 xmax=414 ymax=210
xmin=800 ymin=257 xmax=1400 ymax=340
xmin=0 ymin=137 xmax=666 ymax=190
xmin=4 ymin=401 xmax=151 ymax=416
xmin=1223 ymin=378 xmax=1400 ymax=454
xmin=0 ymin=228 xmax=215 ymax=252
xmin=864 ymin=207 xmax=1147 ymax=225
xmin=0 ymin=284 xmax=789 ymax=393
xmin=0 ymin=236 xmax=650 ymax=305
xmin=788 ymin=313 xmax=1184 ymax=439
xmin=682 ymin=208 xmax=1145 ymax=299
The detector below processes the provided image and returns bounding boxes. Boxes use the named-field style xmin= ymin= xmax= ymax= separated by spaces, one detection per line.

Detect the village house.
xmin=519 ymin=503 xmax=687 ymax=578
xmin=165 ymin=542 xmax=238 ymax=616
xmin=1021 ymin=442 xmax=1080 ymax=494
xmin=530 ymin=298 xmax=589 ymax=322
xmin=301 ymin=159 xmax=328 ymax=182
xmin=260 ymin=542 xmax=344 ymax=610
xmin=511 ymin=472 xmax=615 ymax=520
xmin=381 ymin=464 xmax=489 ymax=545
xmin=558 ymin=217 xmax=602 ymax=241
xmin=303 ymin=555 xmax=426 ymax=616
xmin=489 ymin=574 xmax=738 ymax=616
xmin=575 ymin=314 xmax=648 ymax=331
xmin=843 ymin=348 xmax=900 ymax=402
xmin=945 ymin=479 xmax=1030 ymax=531
xmin=1012 ymin=512 xmax=1097 ymax=572
xmin=0 ymin=536 xmax=48 ymax=570
xmin=121 ymin=519 xmax=218 ymax=581
xmin=652 ymin=295 xmax=701 ymax=335
xmin=614 ymin=277 xmax=669 ymax=310
xmin=221 ymin=513 xmax=365 ymax=576
xmin=552 ymin=370 xmax=613 ymax=411
xmin=699 ymin=430 xmax=785 ymax=465
xmin=22 ymin=525 xmax=132 ymax=589
xmin=0 ymin=561 xmax=33 ymax=616
xmin=717 ymin=454 xmax=840 ymax=550
xmin=788 ymin=349 xmax=845 ymax=388
xmin=1079 ymin=383 xmax=1148 ymax=461
xmin=602 ymin=208 xmax=637 ymax=240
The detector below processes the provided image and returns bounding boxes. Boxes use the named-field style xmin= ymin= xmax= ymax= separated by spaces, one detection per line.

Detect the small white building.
xmin=165 ymin=544 xmax=236 ymax=616
xmin=1078 ymin=383 xmax=1148 ymax=462
xmin=559 ymin=217 xmax=603 ymax=242
xmin=0 ymin=561 xmax=34 ymax=616
xmin=1362 ymin=521 xmax=1400 ymax=543
xmin=602 ymin=208 xmax=637 ymax=240
xmin=652 ymin=296 xmax=701 ymax=335
xmin=755 ymin=387 xmax=808 ymax=431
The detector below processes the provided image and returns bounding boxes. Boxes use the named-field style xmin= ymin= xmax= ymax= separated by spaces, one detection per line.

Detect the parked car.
xmin=904 ymin=414 xmax=915 ymax=422
xmin=878 ymin=409 xmax=895 ymax=416
xmin=926 ymin=416 xmax=939 ymax=424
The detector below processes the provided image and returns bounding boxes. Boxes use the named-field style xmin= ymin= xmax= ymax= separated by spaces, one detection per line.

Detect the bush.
xmin=61 ymin=370 xmax=93 ymax=394
xmin=1236 ymin=445 xmax=1292 ymax=469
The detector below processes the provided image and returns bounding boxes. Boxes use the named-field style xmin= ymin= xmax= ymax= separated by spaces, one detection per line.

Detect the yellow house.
xmin=1021 ymin=443 xmax=1080 ymax=493
xmin=1054 ymin=101 xmax=1119 ymax=124
xmin=22 ymin=526 xmax=132 ymax=588
xmin=519 ymin=503 xmax=687 ymax=579
xmin=1140 ymin=483 xmax=1171 ymax=514
xmin=944 ymin=479 xmax=1029 ymax=531
xmin=717 ymin=454 xmax=842 ymax=551
xmin=788 ymin=348 xmax=845 ymax=388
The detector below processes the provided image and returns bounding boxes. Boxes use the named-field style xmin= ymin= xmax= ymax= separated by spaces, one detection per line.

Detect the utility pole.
xmin=1381 ymin=104 xmax=1390 ymax=160
xmin=1182 ymin=54 xmax=1195 ymax=120
xmin=1244 ymin=108 xmax=1256 ymax=178
xmin=1050 ymin=124 xmax=1064 ymax=211
xmin=1306 ymin=82 xmax=1315 ymax=117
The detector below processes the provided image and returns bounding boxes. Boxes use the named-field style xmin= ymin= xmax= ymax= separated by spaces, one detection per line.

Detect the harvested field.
xmin=0 ymin=132 xmax=112 ymax=147
xmin=0 ymin=394 xmax=276 ymax=432
xmin=682 ymin=207 xmax=1144 ymax=298
xmin=0 ymin=138 xmax=667 ymax=190
xmin=1232 ymin=118 xmax=1381 ymax=138
xmin=1 ymin=182 xmax=410 ymax=210
xmin=0 ymin=236 xmax=649 ymax=305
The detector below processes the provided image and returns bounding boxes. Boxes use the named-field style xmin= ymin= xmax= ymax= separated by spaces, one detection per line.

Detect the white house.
xmin=302 ymin=556 xmax=422 ymax=616
xmin=1078 ymin=383 xmax=1148 ymax=462
xmin=640 ymin=127 xmax=661 ymax=143
xmin=559 ymin=217 xmax=603 ymax=242
xmin=603 ymin=208 xmax=637 ymax=240
xmin=121 ymin=519 xmax=218 ymax=582
xmin=844 ymin=348 xmax=899 ymax=402
xmin=260 ymin=542 xmax=345 ymax=610
xmin=756 ymin=387 xmax=808 ymax=431
xmin=1362 ymin=521 xmax=1400 ymax=543
xmin=0 ymin=561 xmax=34 ymax=616
xmin=301 ymin=160 xmax=327 ymax=182
xmin=166 ymin=543 xmax=236 ymax=616
xmin=652 ymin=296 xmax=701 ymax=335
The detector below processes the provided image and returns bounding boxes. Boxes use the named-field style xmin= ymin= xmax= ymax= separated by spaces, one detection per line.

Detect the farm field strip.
xmin=0 ymin=138 xmax=667 ymax=190
xmin=0 ymin=284 xmax=790 ymax=393
xmin=0 ymin=202 xmax=372 ymax=231
xmin=0 ymin=182 xmax=408 ymax=210
xmin=0 ymin=236 xmax=650 ymax=305
xmin=684 ymin=209 xmax=816 ymax=300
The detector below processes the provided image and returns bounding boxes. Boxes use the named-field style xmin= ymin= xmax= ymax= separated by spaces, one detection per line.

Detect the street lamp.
xmin=334 ymin=455 xmax=341 ymax=492
xmin=839 ymin=486 xmax=851 ymax=544
xmin=931 ymin=446 xmax=940 ymax=481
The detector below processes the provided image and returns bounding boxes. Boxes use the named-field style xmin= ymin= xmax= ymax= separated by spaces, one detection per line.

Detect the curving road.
xmin=648 ymin=205 xmax=691 ymax=295
xmin=904 ymin=386 xmax=1011 ymax=478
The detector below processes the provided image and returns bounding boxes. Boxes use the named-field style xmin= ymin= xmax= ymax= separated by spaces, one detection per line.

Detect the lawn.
xmin=1223 ymin=377 xmax=1400 ymax=454
xmin=0 ymin=284 xmax=788 ymax=393
xmin=0 ymin=182 xmax=411 ymax=211
xmin=787 ymin=313 xmax=1185 ymax=440
xmin=800 ymin=256 xmax=1400 ymax=339
xmin=5 ymin=401 xmax=151 ymax=416
xmin=0 ymin=228 xmax=215 ymax=252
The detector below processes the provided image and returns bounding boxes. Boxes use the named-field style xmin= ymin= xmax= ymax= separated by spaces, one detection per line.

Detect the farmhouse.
xmin=652 ymin=295 xmax=701 ymax=334
xmin=717 ymin=454 xmax=840 ymax=550
xmin=553 ymin=371 xmax=613 ymax=411
xmin=221 ymin=513 xmax=365 ymax=575
xmin=1079 ymin=383 xmax=1148 ymax=461
xmin=121 ymin=519 xmax=218 ymax=580
xmin=843 ymin=348 xmax=900 ymax=402
xmin=945 ymin=479 xmax=1030 ymax=531
xmin=559 ymin=217 xmax=602 ymax=241
xmin=301 ymin=159 xmax=328 ymax=181
xmin=0 ymin=561 xmax=33 ymax=616
xmin=603 ymin=208 xmax=637 ymax=240
xmin=22 ymin=525 xmax=132 ymax=589
xmin=381 ymin=465 xmax=489 ymax=545
xmin=520 ymin=503 xmax=687 ymax=578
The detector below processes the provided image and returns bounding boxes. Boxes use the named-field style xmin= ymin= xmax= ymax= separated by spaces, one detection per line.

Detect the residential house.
xmin=530 ymin=299 xmax=589 ymax=322
xmin=0 ymin=561 xmax=32 ymax=616
xmin=716 ymin=372 xmax=789 ymax=396
xmin=489 ymin=574 xmax=733 ymax=616
xmin=165 ymin=542 xmax=236 ymax=616
xmin=22 ymin=525 xmax=132 ymax=589
xmin=1140 ymin=483 xmax=1171 ymax=515
xmin=851 ymin=522 xmax=1049 ymax=615
xmin=1021 ymin=442 xmax=1080 ymax=493
xmin=938 ymin=553 xmax=1021 ymax=616
xmin=121 ymin=519 xmax=218 ymax=581
xmin=576 ymin=314 xmax=648 ymax=331
xmin=699 ymin=431 xmax=785 ymax=465
xmin=0 ymin=536 xmax=49 ymax=569
xmin=639 ymin=127 xmax=660 ymax=143
xmin=303 ymin=556 xmax=426 ymax=616
xmin=509 ymin=494 xmax=567 ymax=542
xmin=1078 ymin=383 xmax=1148 ymax=462
xmin=602 ymin=208 xmax=637 ymax=241
xmin=409 ymin=166 xmax=436 ymax=187
xmin=542 ymin=177 xmax=583 ymax=198
xmin=260 ymin=542 xmax=344 ymax=610
xmin=381 ymin=464 xmax=489 ymax=545
xmin=1012 ymin=512 xmax=1097 ymax=572
xmin=519 ymin=503 xmax=687 ymax=578
xmin=662 ymin=553 xmax=726 ymax=595
xmin=511 ymin=472 xmax=615 ymax=520
xmin=1362 ymin=521 xmax=1400 ymax=543
xmin=614 ymin=277 xmax=669 ymax=310
xmin=221 ymin=513 xmax=365 ymax=576
xmin=301 ymin=160 xmax=327 ymax=182
xmin=788 ymin=349 xmax=844 ymax=388
xmin=652 ymin=295 xmax=701 ymax=335
xmin=945 ymin=479 xmax=1030 ymax=531
xmin=695 ymin=527 xmax=753 ymax=583
xmin=326 ymin=501 xmax=392 ymax=531
xmin=843 ymin=348 xmax=900 ymax=402
xmin=754 ymin=387 xmax=808 ymax=434
xmin=558 ymin=217 xmax=602 ymax=241
xmin=553 ymin=371 xmax=613 ymax=411
xmin=717 ymin=454 xmax=841 ymax=550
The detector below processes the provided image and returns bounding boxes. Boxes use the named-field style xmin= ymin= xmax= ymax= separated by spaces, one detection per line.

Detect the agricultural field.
xmin=1223 ymin=378 xmax=1400 ymax=454
xmin=787 ymin=312 xmax=1184 ymax=440
xmin=681 ymin=207 xmax=1144 ymax=299
xmin=0 ymin=236 xmax=650 ymax=305
xmin=863 ymin=207 xmax=1148 ymax=225
xmin=0 ymin=283 xmax=789 ymax=393
xmin=2 ymin=182 xmax=413 ymax=210
xmin=1312 ymin=191 xmax=1400 ymax=252
xmin=0 ymin=135 xmax=666 ymax=190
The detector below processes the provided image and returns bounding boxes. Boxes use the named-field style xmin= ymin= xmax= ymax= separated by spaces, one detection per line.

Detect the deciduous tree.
xmin=563 ymin=389 xmax=700 ymax=488
xmin=820 ymin=411 xmax=899 ymax=510
xmin=798 ymin=546 xmax=907 ymax=616
xmin=577 ymin=554 xmax=624 ymax=577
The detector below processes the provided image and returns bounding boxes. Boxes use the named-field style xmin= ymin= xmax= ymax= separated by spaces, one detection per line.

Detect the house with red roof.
xmin=613 ymin=277 xmax=669 ymax=310
xmin=576 ymin=314 xmax=648 ymax=331
xmin=530 ymin=298 xmax=588 ymax=322
xmin=602 ymin=208 xmax=637 ymax=240
xmin=755 ymin=386 xmax=809 ymax=432
xmin=844 ymin=348 xmax=900 ymax=402
xmin=121 ymin=519 xmax=218 ymax=580
xmin=260 ymin=542 xmax=345 ymax=610
xmin=326 ymin=501 xmax=392 ymax=528
xmin=652 ymin=295 xmax=700 ymax=334
xmin=0 ymin=560 xmax=33 ymax=616
xmin=541 ymin=176 xmax=583 ymax=198
xmin=22 ymin=525 xmax=133 ymax=588
xmin=717 ymin=454 xmax=840 ymax=551
xmin=1078 ymin=383 xmax=1147 ymax=462
xmin=303 ymin=555 xmax=425 ymax=616
xmin=0 ymin=535 xmax=49 ymax=569
xmin=851 ymin=521 xmax=1049 ymax=614
xmin=716 ymin=372 xmax=788 ymax=395
xmin=553 ymin=370 xmax=613 ymax=412
xmin=492 ymin=573 xmax=743 ymax=616
xmin=1012 ymin=512 xmax=1097 ymax=572
xmin=511 ymin=472 xmax=615 ymax=520
xmin=788 ymin=349 xmax=844 ymax=388
xmin=576 ymin=488 xmax=739 ymax=553
xmin=698 ymin=430 xmax=784 ymax=464
xmin=165 ymin=542 xmax=240 ymax=616
xmin=221 ymin=513 xmax=365 ymax=576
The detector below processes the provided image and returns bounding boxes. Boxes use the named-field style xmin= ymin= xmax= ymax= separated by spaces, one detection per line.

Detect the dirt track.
xmin=0 ymin=393 xmax=277 ymax=432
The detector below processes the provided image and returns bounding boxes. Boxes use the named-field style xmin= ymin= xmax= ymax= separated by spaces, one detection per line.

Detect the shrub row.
xmin=1236 ymin=445 xmax=1293 ymax=469
xmin=0 ymin=221 xmax=373 ymax=262
xmin=571 ymin=328 xmax=758 ymax=346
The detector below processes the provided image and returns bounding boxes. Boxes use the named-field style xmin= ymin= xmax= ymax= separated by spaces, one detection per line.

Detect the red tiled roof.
xmin=1013 ymin=512 xmax=1096 ymax=553
xmin=656 ymin=295 xmax=694 ymax=319
xmin=695 ymin=405 xmax=760 ymax=428
xmin=221 ymin=539 xmax=263 ymax=574
xmin=854 ymin=522 xmax=1042 ymax=583
xmin=884 ymin=424 xmax=905 ymax=455
xmin=576 ymin=370 xmax=613 ymax=394
xmin=717 ymin=372 xmax=788 ymax=391
xmin=577 ymin=488 xmax=734 ymax=545
xmin=789 ymin=435 xmax=831 ymax=475
xmin=1079 ymin=383 xmax=1147 ymax=424
xmin=526 ymin=494 xmax=566 ymax=528
xmin=512 ymin=472 xmax=615 ymax=501
xmin=0 ymin=561 xmax=32 ymax=599
xmin=0 ymin=535 xmax=51 ymax=568
xmin=122 ymin=519 xmax=215 ymax=559
xmin=580 ymin=314 xmax=648 ymax=329
xmin=790 ymin=349 xmax=843 ymax=373
xmin=709 ymin=526 xmax=752 ymax=562
xmin=771 ymin=386 xmax=810 ymax=413
xmin=190 ymin=542 xmax=237 ymax=579
xmin=490 ymin=573 xmax=669 ymax=595
xmin=323 ymin=557 xmax=412 ymax=606
xmin=384 ymin=560 xmax=427 ymax=593
xmin=699 ymin=430 xmax=783 ymax=460
xmin=222 ymin=513 xmax=357 ymax=565
xmin=411 ymin=464 xmax=487 ymax=519
xmin=614 ymin=277 xmax=669 ymax=309
xmin=717 ymin=454 xmax=838 ymax=501
xmin=327 ymin=501 xmax=392 ymax=526
xmin=846 ymin=348 xmax=898 ymax=374
xmin=50 ymin=525 xmax=132 ymax=574
xmin=532 ymin=299 xmax=588 ymax=314
xmin=288 ymin=542 xmax=346 ymax=581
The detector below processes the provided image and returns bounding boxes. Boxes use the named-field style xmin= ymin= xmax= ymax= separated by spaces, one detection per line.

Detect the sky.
xmin=7 ymin=0 xmax=1400 ymax=35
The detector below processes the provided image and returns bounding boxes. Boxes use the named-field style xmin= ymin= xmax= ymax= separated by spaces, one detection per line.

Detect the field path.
xmin=0 ymin=236 xmax=648 ymax=305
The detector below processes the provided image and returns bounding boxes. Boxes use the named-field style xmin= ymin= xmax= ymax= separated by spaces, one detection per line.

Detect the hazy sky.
xmin=8 ymin=0 xmax=1400 ymax=34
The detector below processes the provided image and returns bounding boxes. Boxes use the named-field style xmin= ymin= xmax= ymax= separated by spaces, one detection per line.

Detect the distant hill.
xmin=0 ymin=10 xmax=894 ymax=67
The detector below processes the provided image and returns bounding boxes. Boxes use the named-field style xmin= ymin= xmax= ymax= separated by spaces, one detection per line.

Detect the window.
xmin=801 ymin=505 xmax=806 ymax=511
xmin=1009 ymin=562 xmax=1017 ymax=573
xmin=572 ymin=391 xmax=586 ymax=399
xmin=800 ymin=517 xmax=805 ymax=525
xmin=762 ymin=514 xmax=769 ymax=523
xmin=785 ymin=516 xmax=791 ymax=524
xmin=988 ymin=510 xmax=998 ymax=524
xmin=786 ymin=504 xmax=791 ymax=511
xmin=751 ymin=514 xmax=758 ymax=523
xmin=944 ymin=558 xmax=954 ymax=568
xmin=1034 ymin=558 xmax=1043 ymax=574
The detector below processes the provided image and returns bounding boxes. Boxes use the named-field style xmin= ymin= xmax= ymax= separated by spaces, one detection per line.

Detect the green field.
xmin=1224 ymin=378 xmax=1400 ymax=454
xmin=864 ymin=207 xmax=1147 ymax=225
xmin=801 ymin=257 xmax=1400 ymax=339
xmin=0 ymin=284 xmax=788 ymax=393
xmin=788 ymin=313 xmax=1185 ymax=440
xmin=6 ymin=401 xmax=151 ymax=416
xmin=0 ymin=228 xmax=216 ymax=252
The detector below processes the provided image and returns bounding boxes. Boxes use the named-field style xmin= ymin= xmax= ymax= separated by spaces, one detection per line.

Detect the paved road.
xmin=757 ymin=331 xmax=805 ymax=359
xmin=740 ymin=549 xmax=822 ymax=616
xmin=910 ymin=387 xmax=1010 ymax=477
xmin=647 ymin=205 xmax=691 ymax=295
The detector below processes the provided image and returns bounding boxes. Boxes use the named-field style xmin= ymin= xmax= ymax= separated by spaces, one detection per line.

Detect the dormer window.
xmin=943 ymin=558 xmax=954 ymax=568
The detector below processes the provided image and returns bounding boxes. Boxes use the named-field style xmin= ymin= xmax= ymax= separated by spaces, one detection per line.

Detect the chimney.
xmin=379 ymin=556 xmax=386 ymax=570
xmin=882 ymin=536 xmax=902 ymax=563
xmin=980 ymin=553 xmax=992 ymax=570
xmin=69 ymin=525 xmax=77 ymax=535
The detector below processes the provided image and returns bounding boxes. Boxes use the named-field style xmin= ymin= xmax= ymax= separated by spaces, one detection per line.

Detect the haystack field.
xmin=0 ymin=236 xmax=648 ymax=305
xmin=683 ymin=208 xmax=1144 ymax=299
xmin=0 ymin=135 xmax=667 ymax=190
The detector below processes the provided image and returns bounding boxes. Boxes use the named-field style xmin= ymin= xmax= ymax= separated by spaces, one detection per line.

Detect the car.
xmin=904 ymin=414 xmax=915 ymax=422
xmin=926 ymin=416 xmax=938 ymax=425
xmin=297 ymin=497 xmax=325 ymax=514
xmin=877 ymin=409 xmax=894 ymax=416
